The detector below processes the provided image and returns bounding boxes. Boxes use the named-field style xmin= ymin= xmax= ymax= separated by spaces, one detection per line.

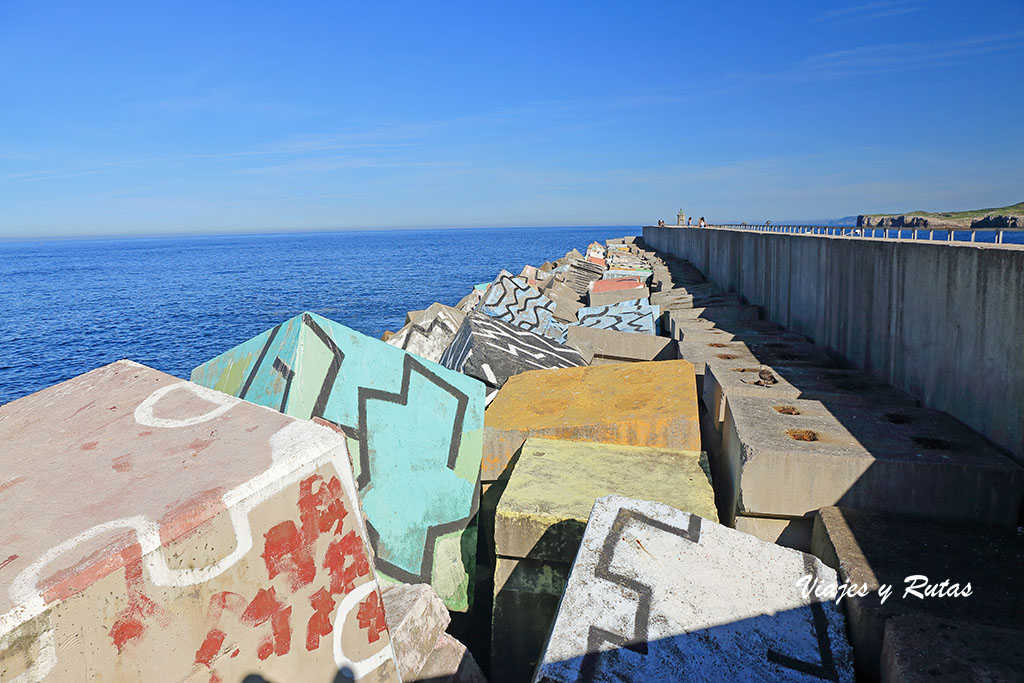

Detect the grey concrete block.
xmin=881 ymin=615 xmax=1024 ymax=683
xmin=382 ymin=583 xmax=452 ymax=682
xmin=414 ymin=632 xmax=488 ymax=683
xmin=564 ymin=325 xmax=677 ymax=365
xmin=535 ymin=495 xmax=854 ymax=682
xmin=733 ymin=515 xmax=813 ymax=553
xmin=492 ymin=557 xmax=570 ymax=683
xmin=811 ymin=507 xmax=1024 ymax=678
xmin=665 ymin=305 xmax=761 ymax=332
xmin=704 ymin=362 xmax=919 ymax=434
xmin=722 ymin=396 xmax=1024 ymax=524
xmin=387 ymin=302 xmax=466 ymax=363
xmin=585 ymin=283 xmax=650 ymax=307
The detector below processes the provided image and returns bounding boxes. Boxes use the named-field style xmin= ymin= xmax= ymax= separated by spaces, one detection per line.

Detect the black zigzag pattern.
xmin=479 ymin=275 xmax=557 ymax=332
xmin=577 ymin=301 xmax=656 ymax=334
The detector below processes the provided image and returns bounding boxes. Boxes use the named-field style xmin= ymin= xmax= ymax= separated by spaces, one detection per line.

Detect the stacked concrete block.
xmin=576 ymin=298 xmax=660 ymax=336
xmin=534 ymin=495 xmax=854 ymax=682
xmin=881 ymin=616 xmax=1024 ymax=683
xmin=664 ymin=304 xmax=761 ymax=332
xmin=440 ymin=312 xmax=585 ymax=402
xmin=560 ymin=259 xmax=606 ymax=296
xmin=585 ymin=277 xmax=649 ymax=307
xmin=482 ymin=360 xmax=702 ymax=483
xmin=381 ymin=583 xmax=485 ymax=682
xmin=704 ymin=362 xmax=919 ymax=434
xmin=538 ymin=279 xmax=583 ymax=323
xmin=190 ymin=311 xmax=485 ymax=611
xmin=565 ymin=325 xmax=677 ymax=365
xmin=387 ymin=302 xmax=466 ymax=363
xmin=455 ymin=288 xmax=485 ymax=313
xmin=0 ymin=361 xmax=400 ymax=682
xmin=678 ymin=338 xmax=836 ymax=379
xmin=477 ymin=272 xmax=563 ymax=340
xmin=491 ymin=439 xmax=716 ymax=683
xmin=811 ymin=506 xmax=1024 ymax=678
xmin=720 ymin=396 xmax=1024 ymax=526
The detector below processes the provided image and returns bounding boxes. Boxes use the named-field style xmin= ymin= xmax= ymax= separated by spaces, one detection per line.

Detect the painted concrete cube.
xmin=535 ymin=495 xmax=854 ymax=682
xmin=190 ymin=311 xmax=485 ymax=611
xmin=0 ymin=361 xmax=399 ymax=682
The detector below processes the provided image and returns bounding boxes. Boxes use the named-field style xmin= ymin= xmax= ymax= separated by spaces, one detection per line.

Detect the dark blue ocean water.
xmin=0 ymin=226 xmax=636 ymax=405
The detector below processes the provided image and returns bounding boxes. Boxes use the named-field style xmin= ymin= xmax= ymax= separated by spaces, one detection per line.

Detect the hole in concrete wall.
xmin=716 ymin=354 xmax=739 ymax=360
xmin=775 ymin=405 xmax=801 ymax=415
xmin=730 ymin=367 xmax=759 ymax=372
xmin=786 ymin=428 xmax=819 ymax=442
xmin=709 ymin=343 xmax=729 ymax=348
xmin=886 ymin=413 xmax=913 ymax=424
xmin=912 ymin=436 xmax=958 ymax=451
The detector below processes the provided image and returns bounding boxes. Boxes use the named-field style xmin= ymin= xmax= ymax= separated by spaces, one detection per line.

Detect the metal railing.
xmin=655 ymin=223 xmax=1021 ymax=245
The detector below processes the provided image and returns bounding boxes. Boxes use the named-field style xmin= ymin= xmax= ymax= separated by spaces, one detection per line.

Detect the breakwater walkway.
xmin=1 ymin=235 xmax=1021 ymax=682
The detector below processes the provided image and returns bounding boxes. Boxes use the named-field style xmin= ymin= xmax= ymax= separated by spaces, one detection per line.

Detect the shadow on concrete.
xmin=530 ymin=601 xmax=850 ymax=682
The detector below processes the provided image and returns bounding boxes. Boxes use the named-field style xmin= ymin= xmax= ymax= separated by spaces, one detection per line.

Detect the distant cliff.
xmin=857 ymin=202 xmax=1023 ymax=229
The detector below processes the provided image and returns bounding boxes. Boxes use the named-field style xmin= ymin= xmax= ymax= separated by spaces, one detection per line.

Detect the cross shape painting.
xmin=191 ymin=311 xmax=484 ymax=611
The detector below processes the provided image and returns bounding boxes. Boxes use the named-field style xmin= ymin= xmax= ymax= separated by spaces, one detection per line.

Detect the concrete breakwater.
xmin=2 ymin=235 xmax=1022 ymax=681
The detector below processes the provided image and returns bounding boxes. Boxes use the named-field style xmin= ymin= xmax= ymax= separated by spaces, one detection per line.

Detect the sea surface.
xmin=0 ymin=226 xmax=636 ymax=405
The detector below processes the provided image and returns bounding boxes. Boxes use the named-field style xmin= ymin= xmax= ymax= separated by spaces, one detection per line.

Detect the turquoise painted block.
xmin=191 ymin=311 xmax=484 ymax=611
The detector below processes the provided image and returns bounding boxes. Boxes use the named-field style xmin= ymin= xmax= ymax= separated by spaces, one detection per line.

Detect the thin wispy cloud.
xmin=727 ymin=31 xmax=1024 ymax=86
xmin=816 ymin=1 xmax=922 ymax=24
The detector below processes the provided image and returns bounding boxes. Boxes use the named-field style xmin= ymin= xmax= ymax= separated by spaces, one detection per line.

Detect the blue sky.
xmin=1 ymin=1 xmax=1022 ymax=237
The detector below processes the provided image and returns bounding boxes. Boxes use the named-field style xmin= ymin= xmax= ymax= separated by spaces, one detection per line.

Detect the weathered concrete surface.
xmin=881 ymin=615 xmax=1024 ymax=683
xmin=381 ymin=583 xmax=450 ymax=681
xmin=564 ymin=325 xmax=677 ymax=365
xmin=190 ymin=311 xmax=484 ymax=611
xmin=535 ymin=495 xmax=854 ymax=682
xmin=490 ymin=438 xmax=715 ymax=681
xmin=676 ymin=338 xmax=760 ymax=382
xmin=664 ymin=305 xmax=761 ymax=334
xmin=721 ymin=396 xmax=1024 ymax=524
xmin=482 ymin=361 xmax=702 ymax=481
xmin=386 ymin=302 xmax=466 ymax=363
xmin=585 ymin=278 xmax=649 ymax=307
xmin=495 ymin=438 xmax=717 ymax=562
xmin=560 ymin=259 xmax=606 ymax=296
xmin=733 ymin=515 xmax=813 ymax=553
xmin=539 ymin=280 xmax=583 ymax=323
xmin=0 ymin=361 xmax=399 ymax=682
xmin=678 ymin=328 xmax=806 ymax=344
xmin=576 ymin=298 xmax=660 ymax=335
xmin=643 ymin=225 xmax=1024 ymax=463
xmin=416 ymin=631 xmax=487 ymax=682
xmin=440 ymin=312 xmax=585 ymax=397
xmin=811 ymin=506 xmax=1024 ymax=678
xmin=704 ymin=362 xmax=919 ymax=433
xmin=492 ymin=557 xmax=569 ymax=683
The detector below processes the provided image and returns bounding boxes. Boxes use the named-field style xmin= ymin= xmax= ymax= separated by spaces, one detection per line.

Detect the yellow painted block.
xmin=482 ymin=360 xmax=700 ymax=481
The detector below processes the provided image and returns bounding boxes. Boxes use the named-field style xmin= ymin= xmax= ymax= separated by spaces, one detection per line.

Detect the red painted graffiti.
xmin=109 ymin=543 xmax=166 ymax=653
xmin=261 ymin=520 xmax=316 ymax=591
xmin=356 ymin=590 xmax=388 ymax=644
xmin=324 ymin=530 xmax=371 ymax=597
xmin=298 ymin=474 xmax=348 ymax=543
xmin=242 ymin=587 xmax=293 ymax=660
xmin=305 ymin=587 xmax=336 ymax=651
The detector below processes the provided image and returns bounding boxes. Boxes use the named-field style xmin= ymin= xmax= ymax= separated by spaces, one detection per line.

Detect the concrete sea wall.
xmin=643 ymin=225 xmax=1024 ymax=463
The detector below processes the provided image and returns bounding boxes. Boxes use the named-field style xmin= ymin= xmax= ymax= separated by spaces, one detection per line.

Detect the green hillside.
xmin=868 ymin=202 xmax=1023 ymax=220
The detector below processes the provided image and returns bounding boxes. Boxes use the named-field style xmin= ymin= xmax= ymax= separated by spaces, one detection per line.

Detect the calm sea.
xmin=0 ymin=226 xmax=637 ymax=405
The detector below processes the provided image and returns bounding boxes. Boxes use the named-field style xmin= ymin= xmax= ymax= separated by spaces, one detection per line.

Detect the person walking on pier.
xmin=698 ymin=216 xmax=706 ymax=228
